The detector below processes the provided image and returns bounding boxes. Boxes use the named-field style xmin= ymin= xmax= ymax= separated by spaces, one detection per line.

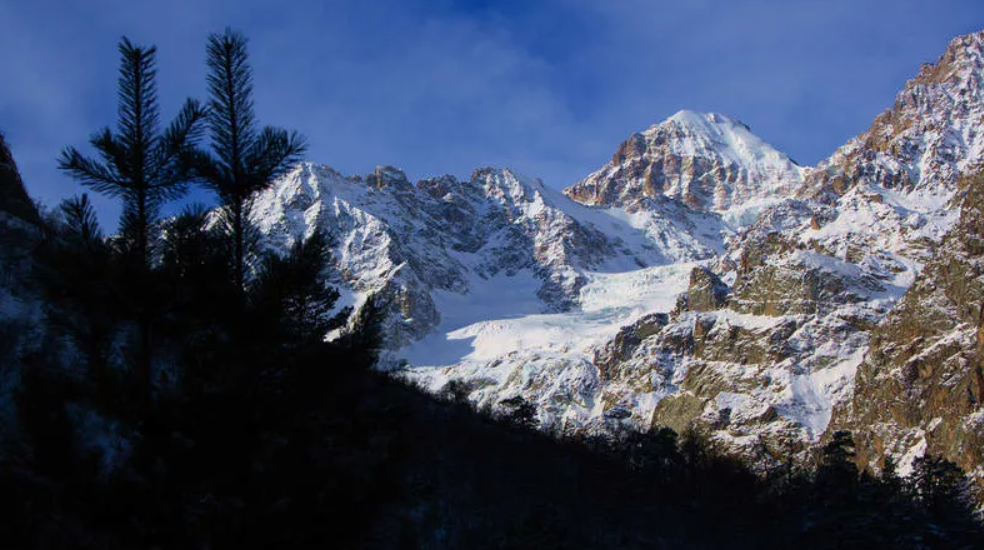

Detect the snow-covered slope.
xmin=251 ymin=29 xmax=984 ymax=476
xmin=401 ymin=262 xmax=697 ymax=432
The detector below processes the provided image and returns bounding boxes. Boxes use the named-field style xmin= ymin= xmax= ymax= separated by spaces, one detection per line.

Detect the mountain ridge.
xmin=247 ymin=28 xmax=984 ymax=483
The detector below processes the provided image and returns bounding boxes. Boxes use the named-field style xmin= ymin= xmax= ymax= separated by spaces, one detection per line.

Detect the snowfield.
xmin=397 ymin=262 xmax=696 ymax=373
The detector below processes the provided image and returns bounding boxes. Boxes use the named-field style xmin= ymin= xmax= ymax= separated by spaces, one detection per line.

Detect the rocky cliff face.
xmin=691 ymin=29 xmax=984 ymax=472
xmin=649 ymin=29 xmax=984 ymax=468
xmin=829 ymin=169 xmax=984 ymax=484
xmin=248 ymin=30 xmax=984 ymax=482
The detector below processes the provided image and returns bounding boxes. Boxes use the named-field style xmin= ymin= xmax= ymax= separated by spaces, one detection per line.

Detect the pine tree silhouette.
xmin=187 ymin=28 xmax=307 ymax=293
xmin=59 ymin=38 xmax=204 ymax=269
xmin=58 ymin=37 xmax=205 ymax=401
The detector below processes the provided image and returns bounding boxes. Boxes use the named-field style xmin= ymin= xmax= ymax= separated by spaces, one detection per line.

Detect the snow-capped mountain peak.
xmin=659 ymin=110 xmax=798 ymax=171
xmin=566 ymin=109 xmax=804 ymax=216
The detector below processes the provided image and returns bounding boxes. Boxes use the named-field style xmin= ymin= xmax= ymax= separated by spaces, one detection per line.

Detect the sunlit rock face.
xmin=829 ymin=169 xmax=984 ymax=484
xmin=806 ymin=31 xmax=984 ymax=200
xmin=252 ymin=163 xmax=663 ymax=348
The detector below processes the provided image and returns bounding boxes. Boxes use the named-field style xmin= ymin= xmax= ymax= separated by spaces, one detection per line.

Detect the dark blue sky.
xmin=1 ymin=0 xmax=982 ymax=227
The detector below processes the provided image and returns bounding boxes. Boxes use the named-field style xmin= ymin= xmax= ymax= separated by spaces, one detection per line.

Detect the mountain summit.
xmin=566 ymin=110 xmax=804 ymax=216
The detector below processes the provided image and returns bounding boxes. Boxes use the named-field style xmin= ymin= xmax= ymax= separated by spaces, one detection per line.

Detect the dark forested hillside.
xmin=3 ymin=334 xmax=984 ymax=548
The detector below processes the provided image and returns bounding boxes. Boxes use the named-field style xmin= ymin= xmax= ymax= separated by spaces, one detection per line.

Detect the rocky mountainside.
xmin=0 ymin=131 xmax=44 ymax=446
xmin=251 ymin=163 xmax=670 ymax=347
xmin=250 ymin=30 xmax=984 ymax=480
xmin=806 ymin=31 xmax=984 ymax=199
xmin=640 ymin=29 xmax=984 ymax=472
xmin=720 ymin=29 xmax=984 ymax=473
xmin=0 ymin=132 xmax=40 ymax=226
xmin=829 ymin=169 xmax=984 ymax=482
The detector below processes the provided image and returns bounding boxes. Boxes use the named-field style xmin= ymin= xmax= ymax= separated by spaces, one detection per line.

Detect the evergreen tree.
xmin=880 ymin=455 xmax=903 ymax=494
xmin=912 ymin=454 xmax=972 ymax=516
xmin=188 ymin=28 xmax=307 ymax=292
xmin=252 ymin=230 xmax=347 ymax=348
xmin=59 ymin=38 xmax=204 ymax=270
xmin=817 ymin=430 xmax=857 ymax=483
xmin=909 ymin=455 xmax=984 ymax=547
xmin=805 ymin=430 xmax=863 ymax=547
xmin=58 ymin=37 xmax=204 ymax=400
xmin=498 ymin=395 xmax=537 ymax=429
